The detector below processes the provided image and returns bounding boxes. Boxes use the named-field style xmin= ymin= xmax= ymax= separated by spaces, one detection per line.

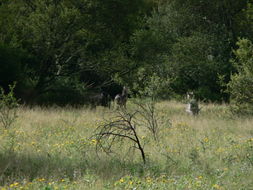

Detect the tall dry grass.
xmin=0 ymin=101 xmax=252 ymax=189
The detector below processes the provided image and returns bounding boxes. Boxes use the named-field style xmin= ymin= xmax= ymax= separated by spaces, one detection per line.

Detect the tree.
xmin=169 ymin=32 xmax=229 ymax=101
xmin=119 ymin=1 xmax=234 ymax=101
xmin=0 ymin=43 xmax=30 ymax=95
xmin=228 ymin=38 xmax=253 ymax=114
xmin=0 ymin=44 xmax=21 ymax=89
xmin=0 ymin=0 xmax=153 ymax=104
xmin=1 ymin=0 xmax=252 ymax=104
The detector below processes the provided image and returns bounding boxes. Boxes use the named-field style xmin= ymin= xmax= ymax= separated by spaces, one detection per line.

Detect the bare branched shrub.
xmin=93 ymin=109 xmax=146 ymax=164
xmin=134 ymin=100 xmax=159 ymax=141
xmin=93 ymin=99 xmax=162 ymax=164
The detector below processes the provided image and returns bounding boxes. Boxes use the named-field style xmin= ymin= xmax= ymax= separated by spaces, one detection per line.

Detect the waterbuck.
xmin=114 ymin=86 xmax=128 ymax=109
xmin=186 ymin=91 xmax=200 ymax=115
xmin=90 ymin=91 xmax=111 ymax=109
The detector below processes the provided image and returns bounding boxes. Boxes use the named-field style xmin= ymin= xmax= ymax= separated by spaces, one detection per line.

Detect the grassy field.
xmin=0 ymin=101 xmax=253 ymax=190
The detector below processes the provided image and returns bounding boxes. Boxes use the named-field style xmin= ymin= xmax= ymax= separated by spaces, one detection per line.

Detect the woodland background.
xmin=1 ymin=0 xmax=253 ymax=109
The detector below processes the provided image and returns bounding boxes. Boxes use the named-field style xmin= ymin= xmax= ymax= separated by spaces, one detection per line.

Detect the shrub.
xmin=93 ymin=100 xmax=161 ymax=164
xmin=228 ymin=38 xmax=253 ymax=114
xmin=0 ymin=83 xmax=19 ymax=129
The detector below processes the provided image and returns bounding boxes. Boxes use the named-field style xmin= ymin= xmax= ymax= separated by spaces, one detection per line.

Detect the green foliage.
xmin=0 ymin=0 xmax=153 ymax=104
xmin=228 ymin=38 xmax=253 ymax=114
xmin=125 ymin=1 xmax=233 ymax=101
xmin=120 ymin=0 xmax=250 ymax=102
xmin=145 ymin=74 xmax=171 ymax=100
xmin=236 ymin=2 xmax=253 ymax=42
xmin=0 ymin=83 xmax=19 ymax=129
xmin=0 ymin=44 xmax=23 ymax=89
xmin=135 ymin=72 xmax=172 ymax=100
xmin=0 ymin=0 xmax=252 ymax=104
xmin=169 ymin=32 xmax=228 ymax=101
xmin=37 ymin=76 xmax=89 ymax=106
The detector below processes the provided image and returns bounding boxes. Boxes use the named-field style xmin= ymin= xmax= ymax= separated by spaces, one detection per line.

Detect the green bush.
xmin=228 ymin=38 xmax=253 ymax=114
xmin=0 ymin=83 xmax=19 ymax=129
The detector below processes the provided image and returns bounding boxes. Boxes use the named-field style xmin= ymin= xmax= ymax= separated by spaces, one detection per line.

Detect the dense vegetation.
xmin=1 ymin=0 xmax=253 ymax=108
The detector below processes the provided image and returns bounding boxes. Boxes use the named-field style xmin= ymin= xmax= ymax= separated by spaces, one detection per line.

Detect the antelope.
xmin=186 ymin=91 xmax=200 ymax=115
xmin=114 ymin=86 xmax=128 ymax=109
xmin=90 ymin=91 xmax=111 ymax=109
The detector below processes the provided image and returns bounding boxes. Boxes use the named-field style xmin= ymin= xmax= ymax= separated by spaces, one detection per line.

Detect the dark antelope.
xmin=90 ymin=91 xmax=111 ymax=109
xmin=114 ymin=86 xmax=128 ymax=108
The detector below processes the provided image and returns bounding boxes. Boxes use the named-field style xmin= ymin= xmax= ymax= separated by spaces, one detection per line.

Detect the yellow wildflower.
xmin=37 ymin=178 xmax=45 ymax=182
xmin=216 ymin=147 xmax=225 ymax=153
xmin=10 ymin=183 xmax=18 ymax=188
xmin=197 ymin=176 xmax=203 ymax=180
xmin=91 ymin=139 xmax=97 ymax=145
xmin=146 ymin=177 xmax=152 ymax=183
xmin=213 ymin=184 xmax=221 ymax=189
xmin=196 ymin=180 xmax=202 ymax=187
xmin=119 ymin=178 xmax=124 ymax=183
